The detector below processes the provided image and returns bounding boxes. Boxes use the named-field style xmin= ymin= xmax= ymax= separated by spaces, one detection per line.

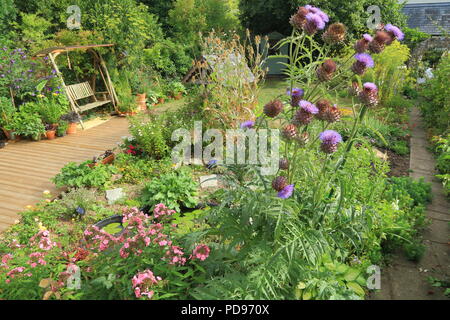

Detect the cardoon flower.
xmin=290 ymin=6 xmax=309 ymax=30
xmin=294 ymin=100 xmax=318 ymax=125
xmin=272 ymin=176 xmax=288 ymax=192
xmin=295 ymin=132 xmax=310 ymax=146
xmin=304 ymin=13 xmax=326 ymax=35
xmin=278 ymin=184 xmax=294 ymax=199
xmin=319 ymin=130 xmax=342 ymax=154
xmin=324 ymin=105 xmax=341 ymax=123
xmin=385 ymin=24 xmax=404 ymax=44
xmin=305 ymin=5 xmax=329 ymax=23
xmin=282 ymin=124 xmax=298 ymax=140
xmin=316 ymin=99 xmax=332 ymax=120
xmin=263 ymin=100 xmax=283 ymax=118
xmin=349 ymin=81 xmax=361 ymax=96
xmin=279 ymin=158 xmax=289 ymax=170
xmin=368 ymin=31 xmax=391 ymax=54
xmin=287 ymin=87 xmax=304 ymax=107
xmin=354 ymin=34 xmax=373 ymax=53
xmin=317 ymin=59 xmax=337 ymax=81
xmin=240 ymin=120 xmax=255 ymax=129
xmin=359 ymin=82 xmax=379 ymax=107
xmin=351 ymin=53 xmax=374 ymax=75
xmin=322 ymin=23 xmax=346 ymax=44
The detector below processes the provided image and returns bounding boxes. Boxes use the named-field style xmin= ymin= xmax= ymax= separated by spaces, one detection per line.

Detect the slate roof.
xmin=402 ymin=2 xmax=450 ymax=35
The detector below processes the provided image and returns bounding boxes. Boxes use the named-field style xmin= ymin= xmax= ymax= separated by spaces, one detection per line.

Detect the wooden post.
xmin=96 ymin=51 xmax=119 ymax=110
xmin=48 ymin=52 xmax=84 ymax=129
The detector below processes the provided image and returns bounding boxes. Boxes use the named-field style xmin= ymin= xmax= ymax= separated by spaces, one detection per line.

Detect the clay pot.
xmin=174 ymin=93 xmax=182 ymax=100
xmin=67 ymin=123 xmax=77 ymax=135
xmin=157 ymin=98 xmax=165 ymax=104
xmin=46 ymin=130 xmax=56 ymax=140
xmin=88 ymin=154 xmax=115 ymax=168
xmin=1 ymin=128 xmax=13 ymax=140
xmin=136 ymin=93 xmax=147 ymax=111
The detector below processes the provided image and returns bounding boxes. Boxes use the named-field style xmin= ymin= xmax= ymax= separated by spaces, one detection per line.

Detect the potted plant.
xmin=0 ymin=97 xmax=16 ymax=140
xmin=118 ymin=95 xmax=138 ymax=116
xmin=56 ymin=120 xmax=69 ymax=137
xmin=60 ymin=112 xmax=81 ymax=134
xmin=5 ymin=111 xmax=45 ymax=141
xmin=170 ymin=81 xmax=187 ymax=100
xmin=88 ymin=150 xmax=115 ymax=168
xmin=145 ymin=89 xmax=158 ymax=107
xmin=45 ymin=124 xmax=56 ymax=140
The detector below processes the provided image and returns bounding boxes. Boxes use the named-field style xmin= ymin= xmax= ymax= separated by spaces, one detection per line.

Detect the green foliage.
xmin=421 ymin=53 xmax=450 ymax=135
xmin=113 ymin=153 xmax=172 ymax=184
xmin=362 ymin=41 xmax=411 ymax=105
xmin=51 ymin=187 xmax=98 ymax=219
xmin=403 ymin=27 xmax=430 ymax=51
xmin=0 ymin=96 xmax=15 ymax=127
xmin=431 ymin=134 xmax=450 ymax=197
xmin=239 ymin=0 xmax=406 ymax=38
xmin=14 ymin=12 xmax=52 ymax=50
xmin=141 ymin=168 xmax=199 ymax=211
xmin=52 ymin=161 xmax=118 ymax=189
xmin=386 ymin=177 xmax=432 ymax=208
xmin=5 ymin=109 xmax=45 ymax=139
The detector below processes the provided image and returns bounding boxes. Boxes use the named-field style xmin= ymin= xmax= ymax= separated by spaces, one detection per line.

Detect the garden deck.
xmin=0 ymin=117 xmax=129 ymax=232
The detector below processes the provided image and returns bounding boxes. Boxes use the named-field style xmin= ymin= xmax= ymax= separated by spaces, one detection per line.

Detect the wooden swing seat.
xmin=66 ymin=82 xmax=111 ymax=112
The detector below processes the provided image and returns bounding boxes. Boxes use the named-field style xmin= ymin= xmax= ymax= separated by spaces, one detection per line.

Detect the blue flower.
xmin=75 ymin=207 xmax=86 ymax=215
xmin=206 ymin=159 xmax=218 ymax=169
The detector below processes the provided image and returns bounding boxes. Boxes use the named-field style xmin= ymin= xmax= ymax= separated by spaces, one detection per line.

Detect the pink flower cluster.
xmin=5 ymin=267 xmax=32 ymax=283
xmin=27 ymin=252 xmax=47 ymax=268
xmin=30 ymin=230 xmax=56 ymax=251
xmin=1 ymin=254 xmax=13 ymax=269
xmin=192 ymin=244 xmax=211 ymax=261
xmin=153 ymin=203 xmax=176 ymax=220
xmin=132 ymin=269 xmax=162 ymax=299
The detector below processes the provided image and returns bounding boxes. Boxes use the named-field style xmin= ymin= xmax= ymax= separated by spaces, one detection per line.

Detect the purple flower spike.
xmin=299 ymin=100 xmax=319 ymax=114
xmin=354 ymin=53 xmax=374 ymax=68
xmin=278 ymin=184 xmax=294 ymax=199
xmin=319 ymin=130 xmax=342 ymax=144
xmin=385 ymin=24 xmax=404 ymax=41
xmin=240 ymin=120 xmax=255 ymax=129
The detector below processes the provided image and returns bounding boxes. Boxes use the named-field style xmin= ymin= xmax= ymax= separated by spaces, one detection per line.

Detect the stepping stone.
xmin=106 ymin=188 xmax=125 ymax=205
xmin=199 ymin=175 xmax=219 ymax=188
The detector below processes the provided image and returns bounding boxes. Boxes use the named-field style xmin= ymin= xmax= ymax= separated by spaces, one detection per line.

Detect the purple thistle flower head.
xmin=240 ymin=120 xmax=255 ymax=129
xmin=319 ymin=130 xmax=342 ymax=144
xmin=385 ymin=24 xmax=404 ymax=41
xmin=363 ymin=34 xmax=373 ymax=42
xmin=299 ymin=100 xmax=319 ymax=114
xmin=354 ymin=53 xmax=374 ymax=68
xmin=287 ymin=87 xmax=304 ymax=97
xmin=278 ymin=184 xmax=294 ymax=199
xmin=363 ymin=82 xmax=378 ymax=91
xmin=305 ymin=13 xmax=325 ymax=30
xmin=305 ymin=5 xmax=329 ymax=23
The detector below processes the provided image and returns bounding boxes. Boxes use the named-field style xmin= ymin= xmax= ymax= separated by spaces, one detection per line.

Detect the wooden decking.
xmin=0 ymin=117 xmax=129 ymax=232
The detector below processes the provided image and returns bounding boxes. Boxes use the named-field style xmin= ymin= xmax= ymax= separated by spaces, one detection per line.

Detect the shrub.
xmin=52 ymin=187 xmax=97 ymax=220
xmin=52 ymin=161 xmax=118 ymax=189
xmin=0 ymin=96 xmax=15 ymax=128
xmin=114 ymin=153 xmax=172 ymax=184
xmin=141 ymin=168 xmax=199 ymax=211
xmin=5 ymin=110 xmax=45 ymax=139
xmin=421 ymin=53 xmax=450 ymax=135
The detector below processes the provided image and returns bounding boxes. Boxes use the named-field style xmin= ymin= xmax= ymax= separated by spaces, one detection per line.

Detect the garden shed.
xmin=33 ymin=44 xmax=119 ymax=128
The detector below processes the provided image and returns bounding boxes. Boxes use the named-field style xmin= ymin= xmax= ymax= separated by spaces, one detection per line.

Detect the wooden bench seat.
xmin=66 ymin=82 xmax=111 ymax=112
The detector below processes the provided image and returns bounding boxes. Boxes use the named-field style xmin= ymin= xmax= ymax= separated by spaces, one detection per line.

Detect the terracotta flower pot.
xmin=1 ymin=128 xmax=13 ymax=140
xmin=174 ymin=93 xmax=182 ymax=100
xmin=67 ymin=123 xmax=77 ymax=135
xmin=157 ymin=98 xmax=165 ymax=104
xmin=88 ymin=153 xmax=115 ymax=168
xmin=136 ymin=93 xmax=147 ymax=111
xmin=46 ymin=130 xmax=56 ymax=140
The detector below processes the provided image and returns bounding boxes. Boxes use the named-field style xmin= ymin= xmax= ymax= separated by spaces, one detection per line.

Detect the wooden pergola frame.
xmin=33 ymin=44 xmax=119 ymax=129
